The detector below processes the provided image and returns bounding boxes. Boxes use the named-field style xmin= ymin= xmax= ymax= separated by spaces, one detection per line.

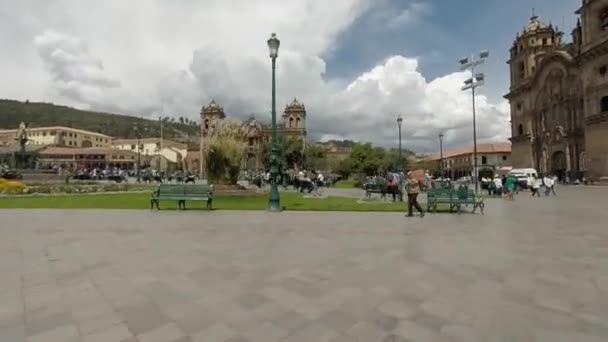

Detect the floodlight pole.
xmin=459 ymin=51 xmax=488 ymax=194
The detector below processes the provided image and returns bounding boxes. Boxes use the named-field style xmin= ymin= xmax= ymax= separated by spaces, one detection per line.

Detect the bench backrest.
xmin=428 ymin=188 xmax=452 ymax=198
xmin=184 ymin=185 xmax=212 ymax=196
xmin=456 ymin=185 xmax=470 ymax=200
xmin=158 ymin=184 xmax=185 ymax=195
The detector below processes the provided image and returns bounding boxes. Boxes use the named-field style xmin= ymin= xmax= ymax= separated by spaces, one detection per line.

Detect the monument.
xmin=13 ymin=122 xmax=35 ymax=169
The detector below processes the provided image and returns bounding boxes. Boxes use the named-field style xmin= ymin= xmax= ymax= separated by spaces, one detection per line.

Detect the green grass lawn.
xmin=334 ymin=179 xmax=359 ymax=189
xmin=0 ymin=192 xmax=411 ymax=212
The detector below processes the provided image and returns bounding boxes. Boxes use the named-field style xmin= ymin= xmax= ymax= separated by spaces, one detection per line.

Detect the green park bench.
xmin=426 ymin=185 xmax=484 ymax=214
xmin=364 ymin=179 xmax=387 ymax=199
xmin=150 ymin=184 xmax=213 ymax=210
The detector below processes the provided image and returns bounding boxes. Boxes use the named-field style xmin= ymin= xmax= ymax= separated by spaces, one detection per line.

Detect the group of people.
xmin=485 ymin=174 xmax=557 ymax=200
xmin=527 ymin=174 xmax=558 ymax=197
xmin=362 ymin=171 xmax=425 ymax=217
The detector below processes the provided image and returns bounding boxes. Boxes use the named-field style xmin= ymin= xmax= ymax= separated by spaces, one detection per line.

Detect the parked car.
xmin=0 ymin=168 xmax=23 ymax=180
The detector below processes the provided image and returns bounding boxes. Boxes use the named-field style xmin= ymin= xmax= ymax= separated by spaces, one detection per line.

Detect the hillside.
xmin=0 ymin=99 xmax=200 ymax=143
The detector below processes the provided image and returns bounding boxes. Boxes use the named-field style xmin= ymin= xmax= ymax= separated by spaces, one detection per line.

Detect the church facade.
xmin=505 ymin=0 xmax=608 ymax=181
xmin=199 ymin=98 xmax=306 ymax=172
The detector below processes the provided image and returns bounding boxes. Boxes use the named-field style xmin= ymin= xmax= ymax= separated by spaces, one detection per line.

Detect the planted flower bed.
xmin=0 ymin=179 xmax=153 ymax=195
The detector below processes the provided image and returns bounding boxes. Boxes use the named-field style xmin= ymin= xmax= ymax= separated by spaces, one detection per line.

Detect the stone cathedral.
xmin=199 ymin=98 xmax=306 ymax=172
xmin=505 ymin=0 xmax=608 ymax=182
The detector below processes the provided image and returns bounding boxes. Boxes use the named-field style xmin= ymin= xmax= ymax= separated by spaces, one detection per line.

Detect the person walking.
xmin=405 ymin=171 xmax=424 ymax=217
xmin=551 ymin=174 xmax=558 ymax=196
xmin=493 ymin=175 xmax=503 ymax=196
xmin=505 ymin=175 xmax=517 ymax=200
xmin=543 ymin=174 xmax=553 ymax=196
xmin=530 ymin=175 xmax=541 ymax=197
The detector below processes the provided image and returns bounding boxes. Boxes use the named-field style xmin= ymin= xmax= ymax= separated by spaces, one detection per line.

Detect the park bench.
xmin=150 ymin=184 xmax=213 ymax=210
xmin=426 ymin=185 xmax=484 ymax=214
xmin=364 ymin=180 xmax=387 ymax=199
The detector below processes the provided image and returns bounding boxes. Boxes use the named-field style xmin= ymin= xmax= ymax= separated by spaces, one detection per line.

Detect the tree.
xmin=204 ymin=119 xmax=247 ymax=184
xmin=303 ymin=144 xmax=326 ymax=170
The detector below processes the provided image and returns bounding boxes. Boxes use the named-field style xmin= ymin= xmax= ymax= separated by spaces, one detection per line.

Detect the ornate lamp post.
xmin=459 ymin=50 xmax=489 ymax=193
xmin=133 ymin=119 xmax=148 ymax=182
xmin=397 ymin=115 xmax=403 ymax=158
xmin=438 ymin=133 xmax=444 ymax=178
xmin=267 ymin=33 xmax=281 ymax=211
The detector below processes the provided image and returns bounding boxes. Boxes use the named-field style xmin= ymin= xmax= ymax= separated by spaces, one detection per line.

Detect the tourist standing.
xmin=405 ymin=171 xmax=425 ymax=218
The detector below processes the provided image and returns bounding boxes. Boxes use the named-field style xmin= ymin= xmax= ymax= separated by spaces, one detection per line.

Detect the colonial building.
xmin=112 ymin=138 xmax=187 ymax=171
xmin=505 ymin=0 xmax=608 ymax=181
xmin=199 ymin=98 xmax=307 ymax=173
xmin=37 ymin=147 xmax=139 ymax=171
xmin=423 ymin=143 xmax=512 ymax=179
xmin=0 ymin=126 xmax=112 ymax=148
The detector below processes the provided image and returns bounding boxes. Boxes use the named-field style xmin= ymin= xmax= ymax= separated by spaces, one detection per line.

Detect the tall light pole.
xmin=459 ymin=50 xmax=489 ymax=193
xmin=267 ymin=33 xmax=281 ymax=212
xmin=438 ymin=133 xmax=444 ymax=178
xmin=397 ymin=115 xmax=403 ymax=158
xmin=133 ymin=118 xmax=147 ymax=182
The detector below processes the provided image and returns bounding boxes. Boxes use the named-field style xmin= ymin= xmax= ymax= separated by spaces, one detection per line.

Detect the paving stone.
xmin=281 ymin=323 xmax=338 ymax=342
xmin=137 ymin=322 xmax=185 ymax=342
xmin=84 ymin=323 xmax=132 ymax=342
xmin=243 ymin=321 xmax=288 ymax=342
xmin=317 ymin=310 xmax=356 ymax=332
xmin=119 ymin=303 xmax=169 ymax=335
xmin=237 ymin=293 xmax=268 ymax=310
xmin=373 ymin=314 xmax=400 ymax=332
xmin=26 ymin=324 xmax=79 ymax=342
xmin=3 ymin=190 xmax=608 ymax=342
xmin=191 ymin=324 xmax=236 ymax=342
xmin=346 ymin=321 xmax=387 ymax=342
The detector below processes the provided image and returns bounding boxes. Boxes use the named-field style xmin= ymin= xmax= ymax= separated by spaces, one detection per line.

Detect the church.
xmin=199 ymin=98 xmax=307 ymax=172
xmin=505 ymin=0 xmax=608 ymax=182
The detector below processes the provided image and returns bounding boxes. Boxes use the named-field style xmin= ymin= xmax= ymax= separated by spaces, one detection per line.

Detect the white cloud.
xmin=1 ymin=0 xmax=509 ymax=152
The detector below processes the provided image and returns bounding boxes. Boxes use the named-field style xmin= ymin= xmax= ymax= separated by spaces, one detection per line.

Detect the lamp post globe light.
xmin=267 ymin=33 xmax=282 ymax=212
xmin=459 ymin=50 xmax=489 ymax=193
xmin=397 ymin=115 xmax=403 ymax=158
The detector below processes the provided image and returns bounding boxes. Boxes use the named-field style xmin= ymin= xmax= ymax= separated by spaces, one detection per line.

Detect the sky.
xmin=0 ymin=0 xmax=578 ymax=152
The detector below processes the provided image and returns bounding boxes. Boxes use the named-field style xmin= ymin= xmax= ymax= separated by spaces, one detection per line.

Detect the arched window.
xmin=204 ymin=119 xmax=209 ymax=130
xmin=601 ymin=96 xmax=608 ymax=112
xmin=296 ymin=117 xmax=301 ymax=128
xmin=518 ymin=124 xmax=524 ymax=136
xmin=289 ymin=117 xmax=294 ymax=128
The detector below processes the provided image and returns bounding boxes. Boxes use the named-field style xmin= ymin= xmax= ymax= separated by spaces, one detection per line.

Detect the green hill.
xmin=0 ymin=99 xmax=200 ymax=143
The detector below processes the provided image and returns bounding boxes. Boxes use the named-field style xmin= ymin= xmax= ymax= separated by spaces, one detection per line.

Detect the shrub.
xmin=0 ymin=178 xmax=28 ymax=194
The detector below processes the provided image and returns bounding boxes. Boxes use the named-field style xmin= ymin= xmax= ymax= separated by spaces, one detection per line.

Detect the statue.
xmin=556 ymin=124 xmax=566 ymax=137
xmin=15 ymin=122 xmax=28 ymax=152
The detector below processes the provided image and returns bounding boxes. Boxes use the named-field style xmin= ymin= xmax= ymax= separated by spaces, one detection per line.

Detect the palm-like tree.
xmin=204 ymin=119 xmax=247 ymax=184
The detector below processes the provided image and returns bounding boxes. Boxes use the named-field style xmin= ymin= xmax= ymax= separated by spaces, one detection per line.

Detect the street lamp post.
xmin=267 ymin=33 xmax=281 ymax=212
xmin=459 ymin=50 xmax=489 ymax=193
xmin=397 ymin=115 xmax=403 ymax=159
xmin=133 ymin=119 xmax=147 ymax=183
xmin=438 ymin=133 xmax=444 ymax=178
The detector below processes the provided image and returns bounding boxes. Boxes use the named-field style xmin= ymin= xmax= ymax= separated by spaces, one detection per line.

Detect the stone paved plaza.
xmin=1 ymin=186 xmax=607 ymax=342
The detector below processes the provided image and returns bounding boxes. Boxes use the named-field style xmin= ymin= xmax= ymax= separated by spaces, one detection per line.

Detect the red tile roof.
xmin=425 ymin=143 xmax=511 ymax=161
